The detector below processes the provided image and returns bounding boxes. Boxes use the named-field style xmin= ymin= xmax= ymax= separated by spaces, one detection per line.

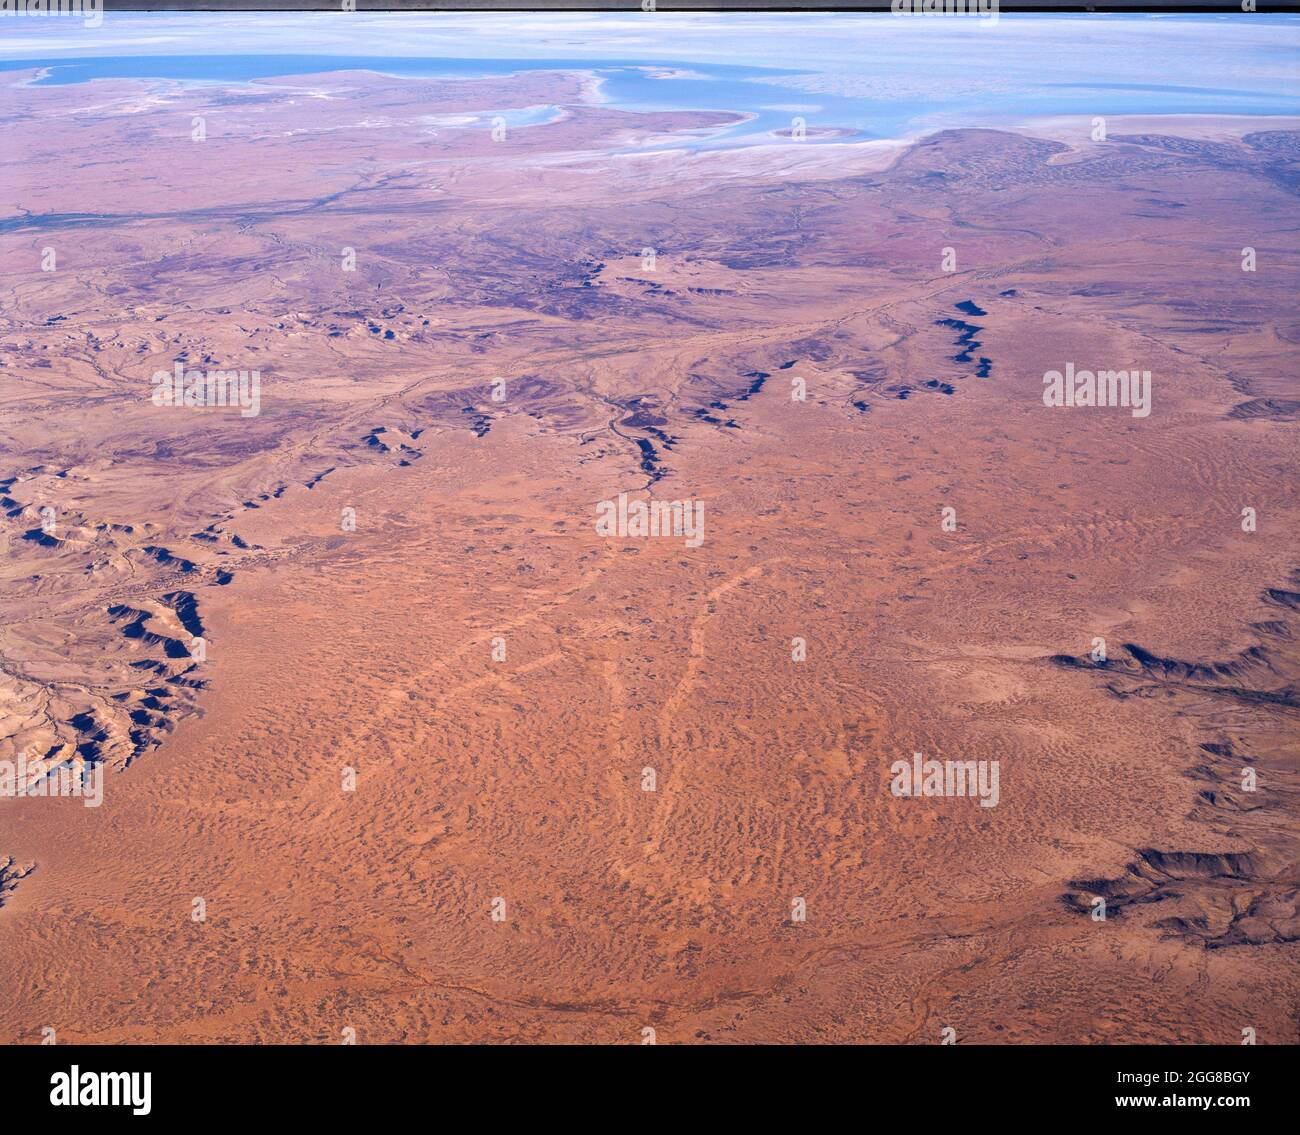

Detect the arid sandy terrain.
xmin=0 ymin=59 xmax=1297 ymax=1044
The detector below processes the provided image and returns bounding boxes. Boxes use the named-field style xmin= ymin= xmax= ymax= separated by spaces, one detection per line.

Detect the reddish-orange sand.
xmin=0 ymin=67 xmax=1296 ymax=1044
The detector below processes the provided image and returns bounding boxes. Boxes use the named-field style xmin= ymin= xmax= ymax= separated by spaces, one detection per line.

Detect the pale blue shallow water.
xmin=2 ymin=14 xmax=1298 ymax=150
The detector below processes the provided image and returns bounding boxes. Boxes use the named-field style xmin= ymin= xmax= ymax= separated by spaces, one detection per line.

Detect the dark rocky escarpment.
xmin=1054 ymin=573 xmax=1300 ymax=949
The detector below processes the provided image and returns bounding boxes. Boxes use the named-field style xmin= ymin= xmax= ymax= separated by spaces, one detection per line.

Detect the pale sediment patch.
xmin=578 ymin=135 xmax=911 ymax=189
xmin=1009 ymin=113 xmax=1300 ymax=148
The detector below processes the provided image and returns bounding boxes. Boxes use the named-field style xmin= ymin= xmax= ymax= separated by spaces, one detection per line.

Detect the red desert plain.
xmin=0 ymin=24 xmax=1298 ymax=1044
